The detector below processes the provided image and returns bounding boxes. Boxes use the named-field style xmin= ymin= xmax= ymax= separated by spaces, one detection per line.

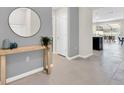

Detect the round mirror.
xmin=9 ymin=8 xmax=41 ymax=37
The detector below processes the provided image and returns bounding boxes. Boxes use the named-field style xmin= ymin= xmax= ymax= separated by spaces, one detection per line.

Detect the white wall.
xmin=120 ymin=20 xmax=124 ymax=36
xmin=79 ymin=8 xmax=93 ymax=58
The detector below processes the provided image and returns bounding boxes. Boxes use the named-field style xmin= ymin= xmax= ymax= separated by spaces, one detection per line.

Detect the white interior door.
xmin=55 ymin=8 xmax=68 ymax=56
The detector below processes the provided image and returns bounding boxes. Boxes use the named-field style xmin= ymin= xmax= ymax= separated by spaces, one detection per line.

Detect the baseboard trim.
xmin=66 ymin=53 xmax=93 ymax=60
xmin=67 ymin=55 xmax=79 ymax=60
xmin=79 ymin=53 xmax=93 ymax=59
xmin=6 ymin=67 xmax=44 ymax=83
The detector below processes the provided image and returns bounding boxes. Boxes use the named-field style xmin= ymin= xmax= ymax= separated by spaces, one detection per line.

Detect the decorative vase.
xmin=10 ymin=42 xmax=18 ymax=49
xmin=2 ymin=39 xmax=11 ymax=49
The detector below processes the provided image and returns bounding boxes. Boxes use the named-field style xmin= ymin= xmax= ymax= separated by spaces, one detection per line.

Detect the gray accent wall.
xmin=0 ymin=7 xmax=52 ymax=78
xmin=68 ymin=7 xmax=79 ymax=57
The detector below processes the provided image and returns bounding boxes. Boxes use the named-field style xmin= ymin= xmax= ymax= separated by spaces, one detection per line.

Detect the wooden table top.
xmin=0 ymin=45 xmax=46 ymax=56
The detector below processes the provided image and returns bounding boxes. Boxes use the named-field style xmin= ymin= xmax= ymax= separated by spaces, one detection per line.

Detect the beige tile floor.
xmin=9 ymin=43 xmax=124 ymax=85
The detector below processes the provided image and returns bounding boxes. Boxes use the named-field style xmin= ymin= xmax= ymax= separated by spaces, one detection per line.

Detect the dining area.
xmin=103 ymin=35 xmax=124 ymax=46
xmin=104 ymin=35 xmax=116 ymax=43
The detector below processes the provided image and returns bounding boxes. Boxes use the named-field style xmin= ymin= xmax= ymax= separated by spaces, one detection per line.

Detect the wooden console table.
xmin=0 ymin=45 xmax=52 ymax=85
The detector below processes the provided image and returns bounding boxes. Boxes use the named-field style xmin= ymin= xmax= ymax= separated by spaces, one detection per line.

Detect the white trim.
xmin=66 ymin=55 xmax=79 ymax=60
xmin=66 ymin=53 xmax=93 ymax=60
xmin=6 ymin=67 xmax=43 ymax=83
xmin=79 ymin=53 xmax=93 ymax=59
xmin=52 ymin=8 xmax=69 ymax=58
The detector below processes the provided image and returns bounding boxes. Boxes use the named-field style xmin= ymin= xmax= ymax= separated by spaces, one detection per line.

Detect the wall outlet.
xmin=26 ymin=56 xmax=30 ymax=62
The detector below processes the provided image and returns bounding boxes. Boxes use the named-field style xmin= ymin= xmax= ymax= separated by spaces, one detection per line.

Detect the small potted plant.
xmin=41 ymin=36 xmax=52 ymax=48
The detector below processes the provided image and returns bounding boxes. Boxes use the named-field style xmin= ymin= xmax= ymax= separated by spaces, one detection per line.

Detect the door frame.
xmin=52 ymin=8 xmax=69 ymax=58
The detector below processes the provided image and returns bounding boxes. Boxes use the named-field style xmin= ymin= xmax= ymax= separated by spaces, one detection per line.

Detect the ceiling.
xmin=93 ymin=7 xmax=124 ymax=23
xmin=52 ymin=7 xmax=124 ymax=23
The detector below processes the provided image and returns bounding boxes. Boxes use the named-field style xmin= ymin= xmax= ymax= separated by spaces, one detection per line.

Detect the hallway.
xmin=9 ymin=43 xmax=124 ymax=85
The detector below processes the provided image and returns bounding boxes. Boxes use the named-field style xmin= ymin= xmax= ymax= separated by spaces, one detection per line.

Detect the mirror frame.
xmin=8 ymin=7 xmax=41 ymax=38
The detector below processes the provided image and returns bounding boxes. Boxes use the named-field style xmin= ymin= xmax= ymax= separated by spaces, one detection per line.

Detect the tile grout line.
xmin=111 ymin=62 xmax=121 ymax=81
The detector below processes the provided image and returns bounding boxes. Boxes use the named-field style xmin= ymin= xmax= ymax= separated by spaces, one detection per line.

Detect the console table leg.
xmin=0 ymin=56 xmax=6 ymax=85
xmin=43 ymin=49 xmax=47 ymax=70
xmin=43 ymin=48 xmax=51 ymax=74
xmin=46 ymin=48 xmax=51 ymax=74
